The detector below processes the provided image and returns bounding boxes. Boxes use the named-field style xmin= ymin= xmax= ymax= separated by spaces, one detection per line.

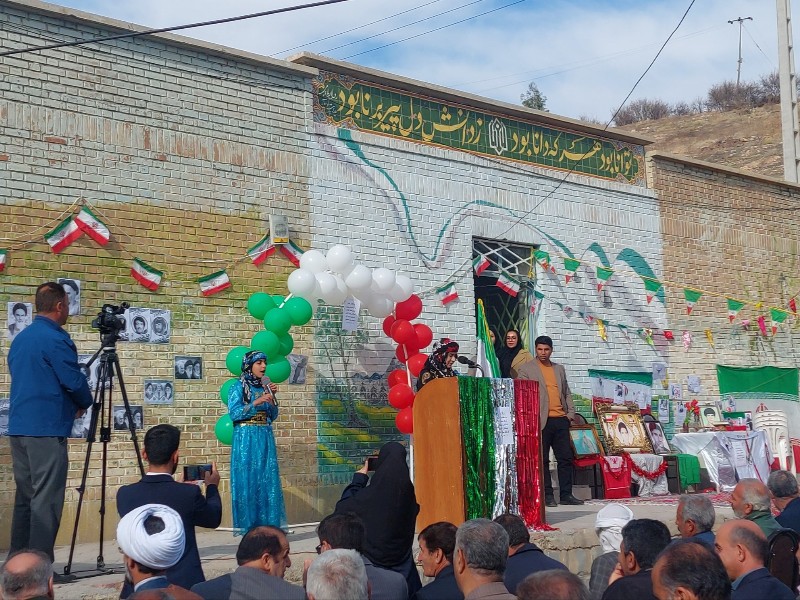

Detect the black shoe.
xmin=559 ymin=494 xmax=585 ymax=506
xmin=53 ymin=572 xmax=75 ymax=584
xmin=545 ymin=495 xmax=558 ymax=507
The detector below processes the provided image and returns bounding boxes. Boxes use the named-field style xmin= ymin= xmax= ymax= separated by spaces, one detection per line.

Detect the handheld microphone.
xmin=457 ymin=355 xmax=477 ymax=368
xmin=261 ymin=376 xmax=279 ymax=406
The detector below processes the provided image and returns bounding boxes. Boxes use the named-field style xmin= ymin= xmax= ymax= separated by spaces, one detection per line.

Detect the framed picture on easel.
xmin=569 ymin=425 xmax=604 ymax=459
xmin=595 ymin=404 xmax=653 ymax=455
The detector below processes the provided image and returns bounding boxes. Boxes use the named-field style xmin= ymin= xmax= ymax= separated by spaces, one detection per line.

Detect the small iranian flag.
xmin=596 ymin=266 xmax=613 ymax=292
xmin=279 ymin=241 xmax=304 ymax=267
xmin=771 ymin=308 xmax=789 ymax=335
xmin=789 ymin=298 xmax=797 ymax=315
xmin=563 ymin=257 xmax=580 ymax=284
xmin=74 ymin=206 xmax=110 ymax=245
xmin=684 ymin=288 xmax=703 ymax=315
xmin=44 ymin=217 xmax=82 ymax=253
xmin=131 ymin=258 xmax=163 ymax=291
xmin=437 ymin=282 xmax=459 ymax=305
xmin=247 ymin=235 xmax=276 ymax=266
xmin=496 ymin=271 xmax=520 ymax=297
xmin=0 ymin=249 xmax=6 ymax=272
xmin=727 ymin=298 xmax=745 ymax=323
xmin=198 ymin=270 xmax=231 ymax=296
xmin=473 ymin=254 xmax=490 ymax=276
xmin=530 ymin=290 xmax=544 ymax=314
xmin=643 ymin=277 xmax=662 ymax=304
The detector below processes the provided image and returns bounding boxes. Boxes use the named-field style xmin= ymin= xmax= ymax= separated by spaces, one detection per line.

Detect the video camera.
xmin=91 ymin=303 xmax=129 ymax=336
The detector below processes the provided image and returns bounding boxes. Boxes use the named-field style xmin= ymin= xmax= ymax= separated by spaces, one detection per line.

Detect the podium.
xmin=413 ymin=376 xmax=546 ymax=530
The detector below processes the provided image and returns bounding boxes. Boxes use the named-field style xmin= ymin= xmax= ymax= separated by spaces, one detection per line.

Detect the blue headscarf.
xmin=240 ymin=351 xmax=267 ymax=404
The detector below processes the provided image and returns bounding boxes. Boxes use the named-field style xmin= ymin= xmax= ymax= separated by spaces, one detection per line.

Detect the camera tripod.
xmin=64 ymin=330 xmax=145 ymax=578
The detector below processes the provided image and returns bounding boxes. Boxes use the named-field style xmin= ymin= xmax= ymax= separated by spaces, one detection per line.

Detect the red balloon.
xmin=395 ymin=345 xmax=410 ymax=363
xmin=382 ymin=316 xmax=396 ymax=338
xmin=390 ymin=319 xmax=416 ymax=345
xmin=388 ymin=384 xmax=415 ymax=410
xmin=396 ymin=407 xmax=414 ymax=434
xmin=414 ymin=323 xmax=433 ymax=349
xmin=395 ymin=294 xmax=423 ymax=321
xmin=407 ymin=353 xmax=428 ymax=378
xmin=388 ymin=369 xmax=408 ymax=387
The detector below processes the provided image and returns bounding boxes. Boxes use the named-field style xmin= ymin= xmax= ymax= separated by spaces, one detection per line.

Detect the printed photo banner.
xmin=589 ymin=369 xmax=654 ymax=414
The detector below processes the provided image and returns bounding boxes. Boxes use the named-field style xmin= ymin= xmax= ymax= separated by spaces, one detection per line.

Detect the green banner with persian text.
xmin=313 ymin=71 xmax=645 ymax=185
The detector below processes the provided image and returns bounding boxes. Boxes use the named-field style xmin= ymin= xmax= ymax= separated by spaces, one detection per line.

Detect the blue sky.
xmin=39 ymin=1 xmax=785 ymax=122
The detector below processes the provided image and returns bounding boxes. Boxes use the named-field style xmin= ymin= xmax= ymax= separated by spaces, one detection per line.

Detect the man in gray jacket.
xmin=512 ymin=335 xmax=583 ymax=507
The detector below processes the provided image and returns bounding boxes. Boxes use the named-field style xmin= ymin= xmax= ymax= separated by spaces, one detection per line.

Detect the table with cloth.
xmin=629 ymin=454 xmax=669 ymax=496
xmin=671 ymin=430 xmax=772 ymax=491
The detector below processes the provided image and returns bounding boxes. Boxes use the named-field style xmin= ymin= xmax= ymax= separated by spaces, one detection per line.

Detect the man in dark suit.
xmin=192 ymin=526 xmax=305 ymax=600
xmin=117 ymin=424 xmax=222 ymax=596
xmin=314 ymin=512 xmax=407 ymax=600
xmin=768 ymin=469 xmax=800 ymax=533
xmin=413 ymin=521 xmax=462 ymax=600
xmin=602 ymin=519 xmax=671 ymax=600
xmin=512 ymin=335 xmax=583 ymax=507
xmin=493 ymin=514 xmax=568 ymax=594
xmin=715 ymin=519 xmax=795 ymax=600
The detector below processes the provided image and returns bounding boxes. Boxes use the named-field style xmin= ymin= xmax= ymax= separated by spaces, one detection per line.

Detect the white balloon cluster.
xmin=286 ymin=245 xmax=414 ymax=318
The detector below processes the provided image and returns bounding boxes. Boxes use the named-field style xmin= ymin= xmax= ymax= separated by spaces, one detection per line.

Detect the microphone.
xmin=457 ymin=356 xmax=483 ymax=374
xmin=261 ymin=376 xmax=279 ymax=406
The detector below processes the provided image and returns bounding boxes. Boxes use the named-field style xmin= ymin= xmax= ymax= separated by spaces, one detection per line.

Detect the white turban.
xmin=117 ymin=504 xmax=185 ymax=570
xmin=595 ymin=503 xmax=634 ymax=554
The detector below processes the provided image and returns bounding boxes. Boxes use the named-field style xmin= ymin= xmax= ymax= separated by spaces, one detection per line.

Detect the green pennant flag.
xmin=534 ymin=249 xmax=554 ymax=273
xmin=475 ymin=299 xmax=501 ymax=378
xmin=596 ymin=266 xmax=614 ymax=292
xmin=642 ymin=278 xmax=662 ymax=304
xmin=563 ymin=257 xmax=580 ymax=284
xmin=727 ymin=298 xmax=745 ymax=323
xmin=771 ymin=308 xmax=789 ymax=324
xmin=684 ymin=289 xmax=703 ymax=315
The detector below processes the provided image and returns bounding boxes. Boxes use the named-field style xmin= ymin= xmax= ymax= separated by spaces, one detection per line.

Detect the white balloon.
xmin=394 ymin=274 xmax=414 ymax=300
xmin=316 ymin=272 xmax=337 ymax=302
xmin=327 ymin=276 xmax=348 ymax=306
xmin=372 ymin=268 xmax=396 ymax=292
xmin=299 ymin=249 xmax=328 ymax=274
xmin=346 ymin=265 xmax=372 ymax=291
xmin=287 ymin=269 xmax=317 ymax=298
xmin=326 ymin=244 xmax=354 ymax=273
xmin=338 ymin=261 xmax=355 ymax=278
xmin=367 ymin=295 xmax=394 ymax=318
xmin=352 ymin=286 xmax=374 ymax=304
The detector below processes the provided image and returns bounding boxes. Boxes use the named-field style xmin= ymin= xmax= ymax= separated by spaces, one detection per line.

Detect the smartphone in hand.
xmin=183 ymin=464 xmax=212 ymax=481
xmin=366 ymin=456 xmax=379 ymax=471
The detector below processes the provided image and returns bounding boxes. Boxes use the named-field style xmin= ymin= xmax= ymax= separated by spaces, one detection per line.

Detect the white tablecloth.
xmin=629 ymin=453 xmax=669 ymax=496
xmin=671 ymin=430 xmax=772 ymax=491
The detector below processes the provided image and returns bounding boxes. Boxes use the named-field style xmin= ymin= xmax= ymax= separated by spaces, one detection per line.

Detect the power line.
xmin=0 ymin=0 xmax=351 ymax=58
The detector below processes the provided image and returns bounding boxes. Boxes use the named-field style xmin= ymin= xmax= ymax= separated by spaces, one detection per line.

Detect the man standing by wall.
xmin=513 ymin=335 xmax=583 ymax=506
xmin=7 ymin=282 xmax=93 ymax=572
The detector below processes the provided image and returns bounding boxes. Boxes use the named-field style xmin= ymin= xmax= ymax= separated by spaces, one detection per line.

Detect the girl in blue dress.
xmin=228 ymin=350 xmax=287 ymax=532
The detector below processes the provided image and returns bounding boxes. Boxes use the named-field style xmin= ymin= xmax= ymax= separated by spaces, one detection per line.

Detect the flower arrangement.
xmin=683 ymin=399 xmax=700 ymax=426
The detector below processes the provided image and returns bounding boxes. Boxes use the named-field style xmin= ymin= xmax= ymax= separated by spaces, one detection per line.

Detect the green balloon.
xmin=247 ymin=293 xmax=276 ymax=320
xmin=220 ymin=378 xmax=238 ymax=404
xmin=271 ymin=294 xmax=286 ymax=308
xmin=285 ymin=297 xmax=313 ymax=326
xmin=251 ymin=330 xmax=280 ymax=356
xmin=225 ymin=346 xmax=249 ymax=376
xmin=214 ymin=414 xmax=233 ymax=445
xmin=266 ymin=357 xmax=292 ymax=384
xmin=278 ymin=333 xmax=294 ymax=356
xmin=263 ymin=307 xmax=292 ymax=335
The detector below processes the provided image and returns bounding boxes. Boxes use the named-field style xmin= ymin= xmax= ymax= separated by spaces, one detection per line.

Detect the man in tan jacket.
xmin=512 ymin=335 xmax=583 ymax=507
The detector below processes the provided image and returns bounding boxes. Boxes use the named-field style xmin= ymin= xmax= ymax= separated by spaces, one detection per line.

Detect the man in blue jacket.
xmin=7 ymin=282 xmax=93 ymax=566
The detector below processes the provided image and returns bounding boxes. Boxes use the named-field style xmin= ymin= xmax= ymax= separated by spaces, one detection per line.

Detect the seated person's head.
xmin=493 ymin=513 xmax=530 ymax=551
xmin=236 ymin=526 xmax=291 ymax=578
xmin=306 ymin=548 xmax=367 ymax=600
xmin=653 ymin=540 xmax=730 ymax=600
xmin=595 ymin=503 xmax=634 ymax=553
xmin=143 ymin=424 xmax=180 ymax=466
xmin=0 ymin=550 xmax=53 ymax=600
xmin=516 ymin=569 xmax=589 ymax=600
xmin=454 ymin=519 xmax=509 ymax=583
xmin=619 ymin=519 xmax=671 ymax=575
xmin=676 ymin=495 xmax=715 ymax=538
xmin=317 ymin=512 xmax=365 ymax=553
xmin=767 ymin=469 xmax=799 ymax=501
xmin=116 ymin=504 xmax=185 ymax=581
xmin=418 ymin=521 xmax=457 ymax=577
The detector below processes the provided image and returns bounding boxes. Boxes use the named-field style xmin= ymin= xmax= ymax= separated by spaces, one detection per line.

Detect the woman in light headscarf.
xmin=415 ymin=338 xmax=459 ymax=391
xmin=589 ymin=503 xmax=634 ymax=600
xmin=228 ymin=350 xmax=286 ymax=532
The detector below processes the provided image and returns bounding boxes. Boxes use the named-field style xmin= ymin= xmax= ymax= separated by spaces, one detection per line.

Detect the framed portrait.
xmin=127 ymin=307 xmax=149 ymax=342
xmin=175 ymin=356 xmax=202 ymax=380
xmin=701 ymin=405 xmax=722 ymax=428
xmin=144 ymin=380 xmax=174 ymax=405
xmin=149 ymin=309 xmax=171 ymax=344
xmin=70 ymin=405 xmax=93 ymax=439
xmin=113 ymin=405 xmax=143 ymax=431
xmin=7 ymin=301 xmax=32 ymax=341
xmin=57 ymin=278 xmax=81 ymax=316
xmin=595 ymin=404 xmax=653 ymax=455
xmin=569 ymin=425 xmax=604 ymax=458
xmin=645 ymin=421 xmax=671 ymax=454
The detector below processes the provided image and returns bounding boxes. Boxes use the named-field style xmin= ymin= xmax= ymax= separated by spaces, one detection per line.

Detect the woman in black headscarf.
xmin=415 ymin=338 xmax=459 ymax=391
xmin=334 ymin=441 xmax=421 ymax=596
xmin=497 ymin=328 xmax=533 ymax=378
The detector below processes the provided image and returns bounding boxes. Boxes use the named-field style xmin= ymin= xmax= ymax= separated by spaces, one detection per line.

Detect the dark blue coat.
xmin=412 ymin=564 xmax=463 ymax=600
xmin=777 ymin=497 xmax=800 ymax=534
xmin=191 ymin=574 xmax=232 ymax=600
xmin=504 ymin=543 xmax=568 ymax=595
xmin=732 ymin=567 xmax=795 ymax=600
xmin=117 ymin=474 xmax=222 ymax=594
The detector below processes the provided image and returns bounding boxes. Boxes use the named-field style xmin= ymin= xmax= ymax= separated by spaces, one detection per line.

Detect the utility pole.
xmin=727 ymin=16 xmax=752 ymax=86
xmin=776 ymin=0 xmax=800 ymax=182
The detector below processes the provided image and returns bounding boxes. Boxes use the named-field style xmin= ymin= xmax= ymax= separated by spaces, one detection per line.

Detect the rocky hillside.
xmin=616 ymin=103 xmax=784 ymax=178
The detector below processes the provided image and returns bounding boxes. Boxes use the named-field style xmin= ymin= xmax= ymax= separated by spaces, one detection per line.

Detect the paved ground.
xmin=51 ymin=496 xmax=734 ymax=599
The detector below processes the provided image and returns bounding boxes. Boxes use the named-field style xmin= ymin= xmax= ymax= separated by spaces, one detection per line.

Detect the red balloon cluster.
xmin=382 ymin=294 xmax=432 ymax=435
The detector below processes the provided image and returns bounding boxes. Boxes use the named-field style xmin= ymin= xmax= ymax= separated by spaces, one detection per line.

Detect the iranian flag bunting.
xmin=247 ymin=235 xmax=276 ymax=266
xmin=472 ymin=254 xmax=490 ymax=276
xmin=279 ymin=241 xmax=304 ymax=267
xmin=684 ymin=288 xmax=703 ymax=315
xmin=44 ymin=217 xmax=82 ymax=253
xmin=596 ymin=266 xmax=613 ymax=292
xmin=790 ymin=298 xmax=797 ymax=315
xmin=771 ymin=308 xmax=790 ymax=335
xmin=74 ymin=206 xmax=111 ymax=245
xmin=198 ymin=270 xmax=231 ymax=296
xmin=530 ymin=289 xmax=544 ymax=314
xmin=534 ymin=249 xmax=550 ymax=269
xmin=131 ymin=258 xmax=163 ymax=291
xmin=727 ymin=298 xmax=745 ymax=323
xmin=643 ymin=277 xmax=662 ymax=304
xmin=496 ymin=271 xmax=520 ymax=297
xmin=0 ymin=249 xmax=6 ymax=272
xmin=563 ymin=257 xmax=580 ymax=283
xmin=436 ymin=282 xmax=458 ymax=305
xmin=476 ymin=299 xmax=501 ymax=378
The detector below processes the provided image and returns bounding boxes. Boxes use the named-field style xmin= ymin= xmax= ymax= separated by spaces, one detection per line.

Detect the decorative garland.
xmin=622 ymin=451 xmax=668 ymax=480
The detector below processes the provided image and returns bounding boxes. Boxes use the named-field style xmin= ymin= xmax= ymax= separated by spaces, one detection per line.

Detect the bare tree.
xmin=612 ymin=98 xmax=672 ymax=126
